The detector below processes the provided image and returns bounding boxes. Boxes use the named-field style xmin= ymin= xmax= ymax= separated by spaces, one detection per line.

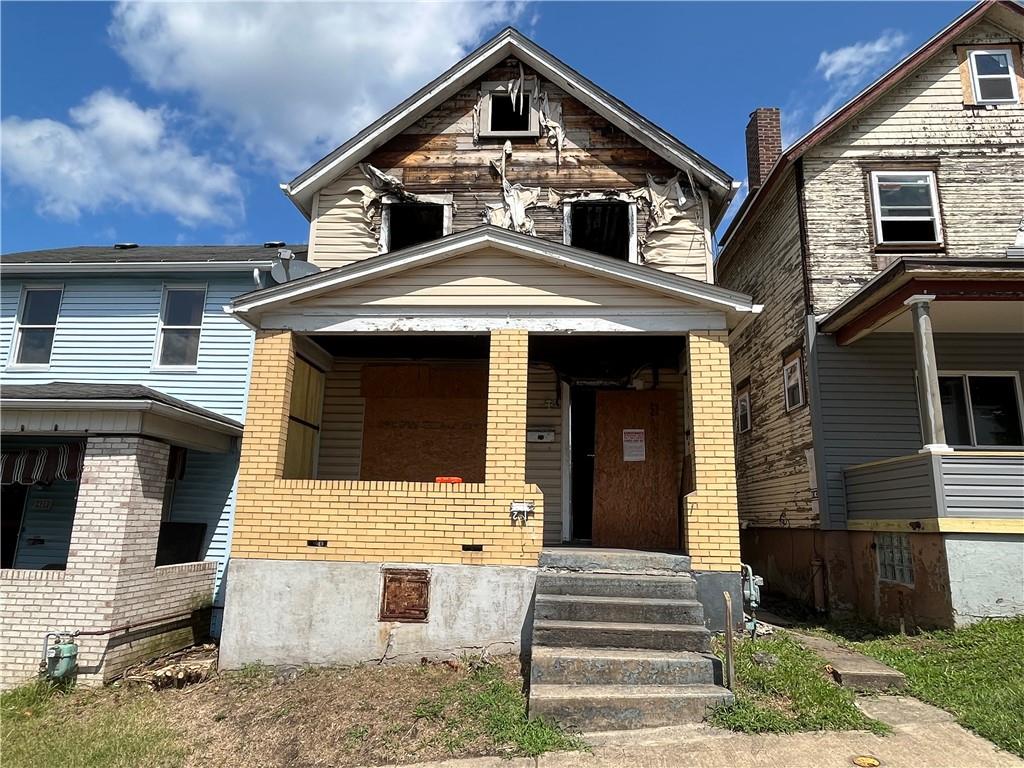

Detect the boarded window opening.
xmin=284 ymin=355 xmax=326 ymax=478
xmin=387 ymin=203 xmax=444 ymax=252
xmin=569 ymin=202 xmax=632 ymax=261
xmin=490 ymin=93 xmax=531 ymax=132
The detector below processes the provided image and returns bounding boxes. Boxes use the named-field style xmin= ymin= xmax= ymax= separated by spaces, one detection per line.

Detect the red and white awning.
xmin=0 ymin=443 xmax=84 ymax=486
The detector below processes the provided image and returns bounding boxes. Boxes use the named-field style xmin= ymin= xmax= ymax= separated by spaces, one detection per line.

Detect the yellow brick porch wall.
xmin=685 ymin=330 xmax=742 ymax=571
xmin=231 ymin=329 xmax=543 ymax=566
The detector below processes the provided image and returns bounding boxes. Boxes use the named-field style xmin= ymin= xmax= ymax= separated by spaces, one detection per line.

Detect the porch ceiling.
xmin=819 ymin=257 xmax=1024 ymax=345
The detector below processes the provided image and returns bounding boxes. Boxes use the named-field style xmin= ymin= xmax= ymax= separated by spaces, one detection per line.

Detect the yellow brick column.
xmin=232 ymin=330 xmax=295 ymax=557
xmin=485 ymin=329 xmax=529 ymax=486
xmin=684 ymin=330 xmax=741 ymax=571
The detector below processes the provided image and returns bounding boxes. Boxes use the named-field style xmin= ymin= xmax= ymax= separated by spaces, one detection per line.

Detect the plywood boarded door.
xmin=592 ymin=389 xmax=678 ymax=550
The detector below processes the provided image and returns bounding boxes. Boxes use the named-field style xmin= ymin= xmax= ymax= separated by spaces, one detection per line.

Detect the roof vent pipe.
xmin=113 ymin=243 xmax=139 ymax=250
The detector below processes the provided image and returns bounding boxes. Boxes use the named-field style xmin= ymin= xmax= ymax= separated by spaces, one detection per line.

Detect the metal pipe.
xmin=72 ymin=608 xmax=196 ymax=638
xmin=40 ymin=632 xmax=63 ymax=667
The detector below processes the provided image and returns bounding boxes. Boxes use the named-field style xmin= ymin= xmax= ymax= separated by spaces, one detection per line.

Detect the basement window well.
xmin=382 ymin=200 xmax=451 ymax=253
xmin=565 ymin=201 xmax=636 ymax=262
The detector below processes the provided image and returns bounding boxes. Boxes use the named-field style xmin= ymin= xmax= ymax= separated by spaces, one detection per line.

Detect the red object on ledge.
xmin=434 ymin=476 xmax=464 ymax=484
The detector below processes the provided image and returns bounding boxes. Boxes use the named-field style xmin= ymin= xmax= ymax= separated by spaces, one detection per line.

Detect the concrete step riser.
xmin=529 ymin=691 xmax=733 ymax=731
xmin=539 ymin=550 xmax=692 ymax=573
xmin=534 ymin=598 xmax=704 ymax=625
xmin=536 ymin=573 xmax=697 ymax=600
xmin=530 ymin=655 xmax=721 ymax=686
xmin=533 ymin=624 xmax=711 ymax=653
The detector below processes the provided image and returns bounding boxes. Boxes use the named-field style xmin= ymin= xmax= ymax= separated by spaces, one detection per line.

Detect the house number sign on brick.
xmin=622 ymin=429 xmax=646 ymax=462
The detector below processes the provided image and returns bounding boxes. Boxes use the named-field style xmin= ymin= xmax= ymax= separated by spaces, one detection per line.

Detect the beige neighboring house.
xmin=217 ymin=27 xmax=761 ymax=730
xmin=717 ymin=0 xmax=1024 ymax=628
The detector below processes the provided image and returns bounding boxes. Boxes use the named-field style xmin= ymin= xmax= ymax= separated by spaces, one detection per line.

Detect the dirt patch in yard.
xmin=2 ymin=655 xmax=583 ymax=768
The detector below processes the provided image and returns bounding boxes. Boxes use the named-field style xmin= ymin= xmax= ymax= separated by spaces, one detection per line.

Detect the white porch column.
xmin=905 ymin=294 xmax=948 ymax=452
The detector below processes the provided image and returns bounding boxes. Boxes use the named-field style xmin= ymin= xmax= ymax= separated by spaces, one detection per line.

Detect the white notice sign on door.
xmin=622 ymin=429 xmax=646 ymax=462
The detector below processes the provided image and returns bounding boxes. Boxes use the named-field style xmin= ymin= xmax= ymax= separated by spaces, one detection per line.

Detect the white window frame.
xmin=562 ymin=198 xmax=639 ymax=264
xmin=876 ymin=532 xmax=914 ymax=586
xmin=783 ymin=355 xmax=805 ymax=412
xmin=936 ymin=370 xmax=1024 ymax=449
xmin=736 ymin=388 xmax=751 ymax=434
xmin=379 ymin=194 xmax=454 ymax=254
xmin=870 ymin=170 xmax=943 ymax=246
xmin=478 ymin=80 xmax=540 ymax=138
xmin=153 ymin=283 xmax=207 ymax=370
xmin=968 ymin=48 xmax=1020 ymax=105
xmin=9 ymin=284 xmax=64 ymax=370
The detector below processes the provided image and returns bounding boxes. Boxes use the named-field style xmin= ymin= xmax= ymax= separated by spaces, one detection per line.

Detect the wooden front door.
xmin=591 ymin=389 xmax=679 ymax=550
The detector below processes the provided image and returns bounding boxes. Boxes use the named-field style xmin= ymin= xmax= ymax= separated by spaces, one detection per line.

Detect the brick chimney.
xmin=745 ymin=107 xmax=782 ymax=191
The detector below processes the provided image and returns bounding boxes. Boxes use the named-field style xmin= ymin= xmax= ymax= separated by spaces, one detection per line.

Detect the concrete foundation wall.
xmin=946 ymin=534 xmax=1024 ymax=626
xmin=219 ymin=558 xmax=537 ymax=669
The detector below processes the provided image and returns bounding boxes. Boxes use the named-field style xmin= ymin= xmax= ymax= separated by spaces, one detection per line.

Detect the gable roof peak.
xmin=281 ymin=26 xmax=733 ymax=223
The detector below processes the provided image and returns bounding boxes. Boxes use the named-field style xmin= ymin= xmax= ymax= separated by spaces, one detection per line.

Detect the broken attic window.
xmin=387 ymin=202 xmax=444 ymax=251
xmin=490 ymin=93 xmax=531 ymax=133
xmin=569 ymin=201 xmax=632 ymax=261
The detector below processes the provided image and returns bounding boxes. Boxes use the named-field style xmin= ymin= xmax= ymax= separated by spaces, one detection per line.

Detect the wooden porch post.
xmin=684 ymin=330 xmax=741 ymax=572
xmin=905 ymin=295 xmax=948 ymax=451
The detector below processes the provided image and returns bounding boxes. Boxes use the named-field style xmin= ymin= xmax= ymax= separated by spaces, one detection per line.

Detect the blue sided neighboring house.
xmin=0 ymin=243 xmax=303 ymax=689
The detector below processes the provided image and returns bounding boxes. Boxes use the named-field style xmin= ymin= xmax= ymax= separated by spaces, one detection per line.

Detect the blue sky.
xmin=1 ymin=1 xmax=971 ymax=254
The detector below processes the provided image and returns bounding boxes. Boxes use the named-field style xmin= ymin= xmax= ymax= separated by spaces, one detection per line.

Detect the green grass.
xmin=413 ymin=662 xmax=586 ymax=756
xmin=1 ymin=681 xmax=182 ymax=768
xmin=840 ymin=617 xmax=1024 ymax=758
xmin=709 ymin=632 xmax=889 ymax=735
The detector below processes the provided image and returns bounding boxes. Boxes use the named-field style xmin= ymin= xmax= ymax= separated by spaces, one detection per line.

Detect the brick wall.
xmin=230 ymin=329 xmax=544 ymax=566
xmin=0 ymin=436 xmax=216 ymax=689
xmin=684 ymin=331 xmax=742 ymax=571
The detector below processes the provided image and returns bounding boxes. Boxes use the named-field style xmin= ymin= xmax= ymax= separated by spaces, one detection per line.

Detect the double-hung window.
xmin=938 ymin=372 xmax=1024 ymax=447
xmin=155 ymin=286 xmax=206 ymax=368
xmin=783 ymin=352 xmax=804 ymax=412
xmin=870 ymin=171 xmax=942 ymax=246
xmin=968 ymin=49 xmax=1019 ymax=105
xmin=735 ymin=384 xmax=751 ymax=434
xmin=12 ymin=286 xmax=63 ymax=366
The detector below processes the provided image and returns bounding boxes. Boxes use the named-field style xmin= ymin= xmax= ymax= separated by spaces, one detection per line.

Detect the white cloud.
xmin=1 ymin=90 xmax=243 ymax=226
xmin=812 ymin=29 xmax=908 ymax=124
xmin=109 ymin=2 xmax=524 ymax=177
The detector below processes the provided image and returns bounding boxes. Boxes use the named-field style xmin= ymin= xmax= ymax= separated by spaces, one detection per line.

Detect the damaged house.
xmin=717 ymin=1 xmax=1024 ymax=629
xmin=218 ymin=28 xmax=760 ymax=729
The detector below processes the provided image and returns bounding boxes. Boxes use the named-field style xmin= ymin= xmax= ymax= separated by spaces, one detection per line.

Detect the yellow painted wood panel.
xmin=292 ymin=251 xmax=685 ymax=309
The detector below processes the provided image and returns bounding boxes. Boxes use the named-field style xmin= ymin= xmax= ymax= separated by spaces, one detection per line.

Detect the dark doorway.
xmin=569 ymin=387 xmax=597 ymax=542
xmin=1 ymin=484 xmax=28 ymax=568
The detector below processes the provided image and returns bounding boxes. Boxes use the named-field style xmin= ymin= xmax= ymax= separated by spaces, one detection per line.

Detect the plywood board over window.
xmin=284 ymin=356 xmax=326 ymax=478
xmin=359 ymin=362 xmax=488 ymax=482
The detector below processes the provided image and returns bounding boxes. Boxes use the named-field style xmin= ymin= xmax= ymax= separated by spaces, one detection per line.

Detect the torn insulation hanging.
xmin=350 ymin=163 xmax=458 ymax=244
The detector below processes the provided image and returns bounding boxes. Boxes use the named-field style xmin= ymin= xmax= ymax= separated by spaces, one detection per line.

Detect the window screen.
xmin=570 ymin=202 xmax=631 ymax=260
xmin=387 ymin=203 xmax=444 ymax=252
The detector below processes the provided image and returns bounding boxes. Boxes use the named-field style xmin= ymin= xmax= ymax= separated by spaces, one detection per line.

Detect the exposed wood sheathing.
xmin=309 ymin=60 xmax=713 ymax=282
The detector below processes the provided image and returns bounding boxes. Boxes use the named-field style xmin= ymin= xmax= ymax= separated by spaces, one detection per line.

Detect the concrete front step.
xmin=530 ymin=646 xmax=722 ymax=686
xmin=529 ymin=683 xmax=733 ymax=731
xmin=536 ymin=571 xmax=697 ymax=601
xmin=533 ymin=619 xmax=712 ymax=653
xmin=539 ymin=547 xmax=692 ymax=574
xmin=534 ymin=593 xmax=705 ymax=625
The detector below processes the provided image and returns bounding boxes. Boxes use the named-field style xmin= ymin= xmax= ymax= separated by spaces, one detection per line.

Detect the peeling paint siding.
xmin=716 ymin=174 xmax=815 ymax=528
xmin=306 ymin=60 xmax=712 ymax=282
xmin=803 ymin=19 xmax=1024 ymax=315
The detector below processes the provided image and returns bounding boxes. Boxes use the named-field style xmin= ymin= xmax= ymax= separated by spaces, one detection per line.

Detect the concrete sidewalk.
xmin=372 ymin=696 xmax=1022 ymax=768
